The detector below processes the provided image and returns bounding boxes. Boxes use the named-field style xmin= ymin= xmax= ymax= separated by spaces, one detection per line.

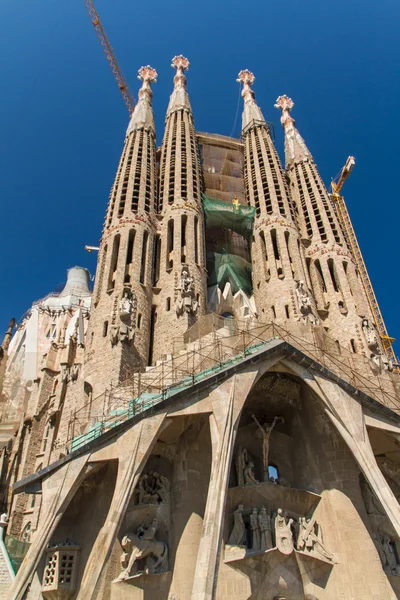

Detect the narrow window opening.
xmin=167 ymin=219 xmax=174 ymax=270
xmin=166 ymin=297 xmax=171 ymax=311
xmin=268 ymin=464 xmax=279 ymax=481
xmin=103 ymin=321 xmax=108 ymax=337
xmin=350 ymin=339 xmax=357 ymax=353
xmin=327 ymin=258 xmax=339 ymax=292
xmin=335 ymin=340 xmax=341 ymax=354
xmin=140 ymin=232 xmax=149 ymax=284
xmin=148 ymin=306 xmax=157 ymax=366
xmin=271 ymin=229 xmax=280 ymax=260
xmin=107 ymin=235 xmax=120 ymax=291
xmin=152 ymin=235 xmax=161 ymax=286
xmin=124 ymin=230 xmax=135 ymax=284
xmin=137 ymin=314 xmax=142 ymax=329
xmin=285 ymin=305 xmax=290 ymax=319
xmin=315 ymin=259 xmax=327 ymax=292
xmin=181 ymin=214 xmax=187 ymax=263
xmin=194 ymin=216 xmax=199 ymax=264
xmin=271 ymin=305 xmax=276 ymax=319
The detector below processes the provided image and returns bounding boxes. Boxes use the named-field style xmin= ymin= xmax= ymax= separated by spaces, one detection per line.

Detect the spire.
xmin=237 ymin=70 xmax=265 ymax=130
xmin=274 ymin=95 xmax=312 ymax=166
xmin=126 ymin=65 xmax=157 ymax=136
xmin=1 ymin=318 xmax=15 ymax=352
xmin=167 ymin=55 xmax=192 ymax=114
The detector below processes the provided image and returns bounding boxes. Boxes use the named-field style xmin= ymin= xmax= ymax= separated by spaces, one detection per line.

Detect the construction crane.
xmin=330 ymin=157 xmax=398 ymax=368
xmin=83 ymin=0 xmax=135 ymax=115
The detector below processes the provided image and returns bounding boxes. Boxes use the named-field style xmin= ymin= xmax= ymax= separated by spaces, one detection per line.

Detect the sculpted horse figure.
xmin=116 ymin=518 xmax=168 ymax=581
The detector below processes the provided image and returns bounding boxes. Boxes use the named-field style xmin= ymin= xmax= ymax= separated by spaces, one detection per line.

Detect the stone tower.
xmin=237 ymin=71 xmax=317 ymax=325
xmin=275 ymin=95 xmax=384 ymax=361
xmin=152 ymin=56 xmax=207 ymax=362
xmin=85 ymin=66 xmax=158 ymax=393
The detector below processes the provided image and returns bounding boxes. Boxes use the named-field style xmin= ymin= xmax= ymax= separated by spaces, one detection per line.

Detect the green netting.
xmin=207 ymin=251 xmax=252 ymax=294
xmin=202 ymin=194 xmax=255 ymax=239
xmin=5 ymin=536 xmax=29 ymax=573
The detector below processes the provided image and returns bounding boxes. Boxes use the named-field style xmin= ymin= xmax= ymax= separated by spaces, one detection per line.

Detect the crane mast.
xmin=330 ymin=157 xmax=398 ymax=368
xmin=83 ymin=0 xmax=135 ymax=115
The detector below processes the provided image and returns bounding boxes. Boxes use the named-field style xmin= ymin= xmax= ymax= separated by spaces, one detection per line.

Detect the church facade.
xmin=1 ymin=57 xmax=400 ymax=599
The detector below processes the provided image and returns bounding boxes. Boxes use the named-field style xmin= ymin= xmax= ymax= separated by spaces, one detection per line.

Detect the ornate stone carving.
xmin=361 ymin=317 xmax=392 ymax=370
xmin=235 ymin=446 xmax=247 ymax=487
xmin=42 ymin=541 xmax=80 ymax=598
xmin=116 ymin=518 xmax=168 ymax=581
xmin=297 ymin=517 xmax=333 ymax=561
xmin=175 ymin=267 xmax=198 ymax=316
xmin=295 ymin=280 xmax=319 ymax=325
xmin=244 ymin=461 xmax=259 ymax=485
xmin=374 ymin=534 xmax=400 ymax=575
xmin=274 ymin=508 xmax=294 ymax=555
xmin=228 ymin=504 xmax=246 ymax=546
xmin=134 ymin=471 xmax=170 ymax=505
xmin=252 ymin=415 xmax=283 ymax=482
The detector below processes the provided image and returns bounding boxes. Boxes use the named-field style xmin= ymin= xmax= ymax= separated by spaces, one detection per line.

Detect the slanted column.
xmin=237 ymin=71 xmax=317 ymax=327
xmin=152 ymin=56 xmax=207 ymax=363
xmin=84 ymin=66 xmax=158 ymax=395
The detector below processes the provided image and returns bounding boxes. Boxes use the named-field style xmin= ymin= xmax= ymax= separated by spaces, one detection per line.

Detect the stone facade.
xmin=1 ymin=59 xmax=400 ymax=600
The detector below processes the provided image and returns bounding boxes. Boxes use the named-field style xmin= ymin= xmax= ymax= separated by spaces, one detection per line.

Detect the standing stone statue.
xmin=235 ymin=446 xmax=248 ymax=487
xmin=382 ymin=536 xmax=400 ymax=574
xmin=258 ymin=507 xmax=273 ymax=551
xmin=250 ymin=508 xmax=261 ymax=551
xmin=297 ymin=517 xmax=333 ymax=562
xmin=274 ymin=508 xmax=294 ymax=555
xmin=296 ymin=280 xmax=318 ymax=325
xmin=228 ymin=505 xmax=246 ymax=546
xmin=244 ymin=461 xmax=259 ymax=485
xmin=252 ymin=415 xmax=282 ymax=482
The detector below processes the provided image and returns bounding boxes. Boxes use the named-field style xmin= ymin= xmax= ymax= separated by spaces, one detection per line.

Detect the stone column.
xmin=191 ymin=371 xmax=258 ymax=600
xmin=76 ymin=412 xmax=166 ymax=599
xmin=7 ymin=454 xmax=89 ymax=600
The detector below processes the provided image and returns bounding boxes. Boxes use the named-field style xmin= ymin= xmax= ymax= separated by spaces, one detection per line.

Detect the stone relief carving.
xmin=226 ymin=505 xmax=333 ymax=563
xmin=297 ymin=517 xmax=333 ymax=561
xmin=134 ymin=471 xmax=170 ymax=505
xmin=295 ymin=280 xmax=319 ymax=325
xmin=60 ymin=363 xmax=80 ymax=384
xmin=251 ymin=415 xmax=283 ymax=482
xmin=110 ymin=291 xmax=136 ymax=346
xmin=374 ymin=534 xmax=400 ymax=576
xmin=175 ymin=267 xmax=198 ymax=316
xmin=116 ymin=518 xmax=168 ymax=581
xmin=244 ymin=461 xmax=259 ymax=486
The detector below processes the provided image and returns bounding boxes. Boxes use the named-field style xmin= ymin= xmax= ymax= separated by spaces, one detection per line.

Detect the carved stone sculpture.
xmin=175 ymin=267 xmax=198 ymax=316
xmin=119 ymin=292 xmax=133 ymax=320
xmin=274 ymin=508 xmax=294 ymax=555
xmin=295 ymin=280 xmax=319 ymax=325
xmin=297 ymin=517 xmax=333 ymax=562
xmin=235 ymin=446 xmax=247 ymax=487
xmin=258 ymin=506 xmax=273 ymax=551
xmin=116 ymin=519 xmax=168 ymax=581
xmin=135 ymin=471 xmax=170 ymax=505
xmin=252 ymin=415 xmax=283 ymax=482
xmin=228 ymin=505 xmax=246 ymax=546
xmin=244 ymin=461 xmax=259 ymax=485
xmin=382 ymin=536 xmax=400 ymax=575
xmin=250 ymin=508 xmax=261 ymax=551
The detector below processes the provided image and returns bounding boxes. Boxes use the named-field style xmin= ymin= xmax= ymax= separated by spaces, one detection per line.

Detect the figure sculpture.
xmin=258 ymin=507 xmax=273 ymax=551
xmin=296 ymin=280 xmax=318 ymax=325
xmin=175 ymin=267 xmax=198 ymax=316
xmin=244 ymin=461 xmax=259 ymax=485
xmin=297 ymin=517 xmax=333 ymax=562
xmin=274 ymin=508 xmax=294 ymax=555
xmin=250 ymin=508 xmax=261 ymax=551
xmin=116 ymin=518 xmax=168 ymax=581
xmin=252 ymin=415 xmax=283 ymax=482
xmin=119 ymin=292 xmax=133 ymax=320
xmin=382 ymin=536 xmax=400 ymax=575
xmin=228 ymin=505 xmax=246 ymax=546
xmin=235 ymin=446 xmax=247 ymax=487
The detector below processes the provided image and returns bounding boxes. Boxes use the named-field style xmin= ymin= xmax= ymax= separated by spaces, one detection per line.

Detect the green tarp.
xmin=202 ymin=194 xmax=255 ymax=239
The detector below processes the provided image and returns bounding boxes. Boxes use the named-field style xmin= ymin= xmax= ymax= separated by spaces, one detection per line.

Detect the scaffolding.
xmin=66 ymin=316 xmax=400 ymax=454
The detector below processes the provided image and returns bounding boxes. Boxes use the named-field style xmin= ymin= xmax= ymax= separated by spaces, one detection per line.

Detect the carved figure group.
xmin=135 ymin=471 xmax=170 ymax=505
xmin=110 ymin=291 xmax=136 ymax=346
xmin=116 ymin=518 xmax=168 ymax=581
xmin=175 ymin=267 xmax=198 ymax=316
xmin=227 ymin=505 xmax=333 ymax=562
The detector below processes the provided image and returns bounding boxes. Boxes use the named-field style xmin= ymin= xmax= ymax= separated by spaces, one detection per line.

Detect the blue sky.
xmin=1 ymin=0 xmax=399 ymax=349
